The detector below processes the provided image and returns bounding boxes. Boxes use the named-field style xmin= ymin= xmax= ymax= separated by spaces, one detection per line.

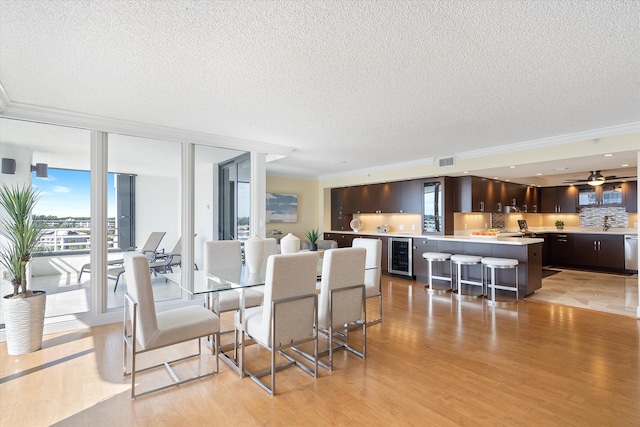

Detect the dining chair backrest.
xmin=316 ymin=239 xmax=338 ymax=250
xmin=260 ymin=252 xmax=318 ymax=345
xmin=352 ymin=238 xmax=382 ymax=298
xmin=318 ymin=247 xmax=366 ymax=329
xmin=123 ymin=252 xmax=158 ymax=349
xmin=204 ymin=240 xmax=242 ymax=272
xmin=262 ymin=238 xmax=279 ymax=270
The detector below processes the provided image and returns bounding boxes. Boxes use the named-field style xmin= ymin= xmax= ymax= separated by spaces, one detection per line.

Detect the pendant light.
xmin=587 ymin=170 xmax=605 ymax=186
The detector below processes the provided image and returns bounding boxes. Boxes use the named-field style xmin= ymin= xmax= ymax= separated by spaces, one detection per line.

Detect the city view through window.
xmin=33 ymin=169 xmax=117 ymax=252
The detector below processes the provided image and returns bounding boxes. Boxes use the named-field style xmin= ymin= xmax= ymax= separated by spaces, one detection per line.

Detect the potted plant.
xmin=304 ymin=228 xmax=320 ymax=251
xmin=0 ymin=185 xmax=46 ymax=355
xmin=555 ymin=220 xmax=564 ymax=230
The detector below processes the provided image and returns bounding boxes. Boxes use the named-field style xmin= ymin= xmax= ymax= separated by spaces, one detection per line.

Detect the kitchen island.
xmin=419 ymin=235 xmax=544 ymax=298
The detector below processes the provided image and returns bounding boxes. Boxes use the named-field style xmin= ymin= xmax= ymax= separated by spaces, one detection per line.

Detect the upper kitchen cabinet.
xmin=624 ymin=181 xmax=637 ymax=213
xmin=456 ymin=176 xmax=496 ymax=212
xmin=423 ymin=177 xmax=454 ymax=235
xmin=398 ymin=179 xmax=423 ymax=213
xmin=577 ymin=183 xmax=624 ymax=207
xmin=522 ymin=185 xmax=540 ymax=213
xmin=339 ymin=181 xmax=422 ymax=214
xmin=540 ymin=186 xmax=578 ymax=213
xmin=330 ymin=188 xmax=346 ymax=231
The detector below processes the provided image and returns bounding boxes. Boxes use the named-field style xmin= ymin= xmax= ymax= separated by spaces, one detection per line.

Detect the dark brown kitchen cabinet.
xmin=372 ymin=182 xmax=403 ymax=213
xmin=624 ymin=181 xmax=637 ymax=213
xmin=323 ymin=232 xmax=355 ymax=248
xmin=456 ymin=176 xmax=496 ymax=212
xmin=412 ymin=238 xmax=439 ymax=281
xmin=399 ymin=180 xmax=423 ymax=213
xmin=330 ymin=188 xmax=345 ymax=231
xmin=522 ymin=185 xmax=540 ymax=213
xmin=573 ymin=234 xmax=625 ymax=271
xmin=540 ymin=186 xmax=578 ymax=213
xmin=549 ymin=233 xmax=574 ymax=266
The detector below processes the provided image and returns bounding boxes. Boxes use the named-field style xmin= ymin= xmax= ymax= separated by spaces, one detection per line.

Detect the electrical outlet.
xmin=411 ymin=224 xmax=416 ymax=231
xmin=464 ymin=223 xmax=467 ymax=230
xmin=399 ymin=224 xmax=404 ymax=231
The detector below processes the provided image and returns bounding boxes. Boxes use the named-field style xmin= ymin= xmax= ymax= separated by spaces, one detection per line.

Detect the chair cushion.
xmin=422 ymin=252 xmax=452 ymax=261
xmin=450 ymin=254 xmax=483 ymax=264
xmin=481 ymin=257 xmax=519 ymax=267
xmin=144 ymin=305 xmax=219 ymax=351
xmin=234 ymin=306 xmax=266 ymax=345
xmin=211 ymin=289 xmax=263 ymax=313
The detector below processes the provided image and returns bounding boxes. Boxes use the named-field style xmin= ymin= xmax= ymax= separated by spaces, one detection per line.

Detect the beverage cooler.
xmin=388 ymin=237 xmax=413 ymax=277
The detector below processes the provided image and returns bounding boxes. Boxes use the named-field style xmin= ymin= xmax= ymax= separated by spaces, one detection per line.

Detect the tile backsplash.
xmin=579 ymin=206 xmax=628 ymax=228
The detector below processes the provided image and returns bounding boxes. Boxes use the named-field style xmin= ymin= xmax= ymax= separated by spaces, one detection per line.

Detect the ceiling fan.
xmin=562 ymin=170 xmax=637 ymax=186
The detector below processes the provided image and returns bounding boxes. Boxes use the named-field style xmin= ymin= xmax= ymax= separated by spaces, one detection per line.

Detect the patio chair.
xmin=77 ymin=231 xmax=167 ymax=292
xmin=149 ymin=236 xmax=184 ymax=274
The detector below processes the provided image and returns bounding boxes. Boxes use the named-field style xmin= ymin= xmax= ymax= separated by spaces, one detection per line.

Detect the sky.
xmin=33 ymin=169 xmax=116 ymax=218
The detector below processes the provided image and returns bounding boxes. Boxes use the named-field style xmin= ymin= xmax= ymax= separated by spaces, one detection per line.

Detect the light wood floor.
xmin=1 ymin=272 xmax=639 ymax=426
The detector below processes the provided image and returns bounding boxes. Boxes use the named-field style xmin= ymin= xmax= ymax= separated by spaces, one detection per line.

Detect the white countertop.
xmin=327 ymin=228 xmax=637 ymax=238
xmin=426 ymin=235 xmax=544 ymax=245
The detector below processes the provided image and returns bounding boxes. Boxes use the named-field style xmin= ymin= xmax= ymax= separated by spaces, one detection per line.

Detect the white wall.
xmin=194 ymin=155 xmax=217 ymax=269
xmin=135 ymin=175 xmax=180 ymax=254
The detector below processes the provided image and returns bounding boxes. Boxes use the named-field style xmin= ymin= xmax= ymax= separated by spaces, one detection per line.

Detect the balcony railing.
xmin=36 ymin=225 xmax=118 ymax=253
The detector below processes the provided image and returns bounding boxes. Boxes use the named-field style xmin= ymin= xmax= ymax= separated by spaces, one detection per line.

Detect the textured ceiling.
xmin=0 ymin=0 xmax=639 ymax=179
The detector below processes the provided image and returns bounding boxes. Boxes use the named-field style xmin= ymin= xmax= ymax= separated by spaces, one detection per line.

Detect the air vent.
xmin=438 ymin=157 xmax=455 ymax=167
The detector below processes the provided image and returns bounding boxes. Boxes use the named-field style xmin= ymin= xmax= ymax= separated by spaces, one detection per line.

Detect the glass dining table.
xmin=162 ymin=251 xmax=376 ymax=376
xmin=161 ymin=252 xmax=325 ymax=375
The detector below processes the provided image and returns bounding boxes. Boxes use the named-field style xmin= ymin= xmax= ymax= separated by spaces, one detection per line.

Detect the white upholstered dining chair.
xmin=315 ymin=247 xmax=367 ymax=370
xmin=352 ymin=237 xmax=383 ymax=325
xmin=122 ymin=252 xmax=220 ymax=399
xmin=234 ymin=251 xmax=319 ymax=395
xmin=203 ymin=240 xmax=264 ymax=333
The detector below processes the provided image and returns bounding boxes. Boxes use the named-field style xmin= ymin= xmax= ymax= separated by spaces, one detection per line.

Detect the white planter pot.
xmin=280 ymin=233 xmax=300 ymax=254
xmin=244 ymin=235 xmax=265 ymax=274
xmin=3 ymin=291 xmax=47 ymax=355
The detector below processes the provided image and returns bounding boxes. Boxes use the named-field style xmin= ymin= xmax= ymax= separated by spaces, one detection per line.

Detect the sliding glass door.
xmin=219 ymin=153 xmax=251 ymax=241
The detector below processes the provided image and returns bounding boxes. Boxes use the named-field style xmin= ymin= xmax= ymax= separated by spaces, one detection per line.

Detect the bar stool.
xmin=422 ymin=252 xmax=452 ymax=294
xmin=481 ymin=257 xmax=519 ymax=306
xmin=450 ymin=254 xmax=484 ymax=299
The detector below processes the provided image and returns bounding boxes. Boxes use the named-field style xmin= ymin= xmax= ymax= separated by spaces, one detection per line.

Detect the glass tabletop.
xmin=162 ymin=267 xmax=267 ymax=295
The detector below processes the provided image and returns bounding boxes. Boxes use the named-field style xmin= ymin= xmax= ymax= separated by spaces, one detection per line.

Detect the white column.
xmin=90 ymin=130 xmax=108 ymax=313
xmin=250 ymin=152 xmax=266 ymax=238
xmin=181 ymin=143 xmax=195 ymax=294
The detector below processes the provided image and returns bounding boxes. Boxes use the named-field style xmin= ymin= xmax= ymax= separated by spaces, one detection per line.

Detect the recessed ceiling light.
xmin=553 ymin=167 xmax=567 ymax=171
xmin=509 ymin=165 xmax=516 ymax=169
xmin=463 ymin=171 xmax=469 ymax=174
xmin=493 ymin=176 xmax=499 ymax=180
xmin=603 ymin=153 xmax=614 ymax=157
xmin=621 ymin=163 xmax=630 ymax=167
xmin=505 ymin=179 xmax=511 ymax=182
xmin=536 ymin=172 xmax=543 ymax=176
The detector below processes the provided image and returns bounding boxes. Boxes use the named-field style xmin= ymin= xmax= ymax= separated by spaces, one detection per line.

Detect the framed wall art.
xmin=266 ymin=192 xmax=298 ymax=223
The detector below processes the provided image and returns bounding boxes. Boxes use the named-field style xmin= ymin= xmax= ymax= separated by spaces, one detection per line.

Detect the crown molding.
xmin=0 ymin=84 xmax=294 ymax=157
xmin=317 ymin=157 xmax=436 ymax=181
xmin=456 ymin=122 xmax=640 ymax=160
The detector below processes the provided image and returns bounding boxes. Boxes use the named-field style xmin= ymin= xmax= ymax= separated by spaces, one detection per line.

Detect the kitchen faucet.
xmin=603 ymin=216 xmax=611 ymax=232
